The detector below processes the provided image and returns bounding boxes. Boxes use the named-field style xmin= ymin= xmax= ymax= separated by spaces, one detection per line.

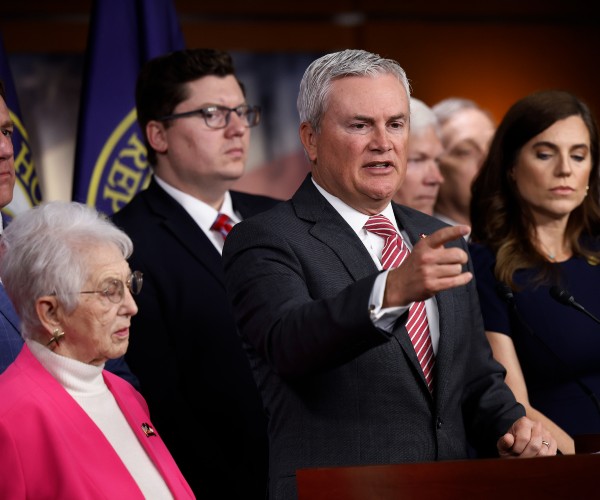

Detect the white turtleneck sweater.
xmin=28 ymin=340 xmax=173 ymax=499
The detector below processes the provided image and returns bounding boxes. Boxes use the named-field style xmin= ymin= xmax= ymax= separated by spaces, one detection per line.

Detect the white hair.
xmin=297 ymin=49 xmax=411 ymax=132
xmin=0 ymin=201 xmax=133 ymax=340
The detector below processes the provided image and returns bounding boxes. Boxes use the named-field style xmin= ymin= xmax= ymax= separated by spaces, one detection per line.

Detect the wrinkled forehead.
xmin=326 ymin=74 xmax=409 ymax=116
xmin=442 ymin=108 xmax=495 ymax=147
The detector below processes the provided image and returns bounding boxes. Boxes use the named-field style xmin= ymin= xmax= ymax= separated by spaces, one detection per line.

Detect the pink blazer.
xmin=0 ymin=345 xmax=195 ymax=499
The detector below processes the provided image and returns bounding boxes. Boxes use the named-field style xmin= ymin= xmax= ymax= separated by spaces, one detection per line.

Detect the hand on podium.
xmin=497 ymin=416 xmax=557 ymax=457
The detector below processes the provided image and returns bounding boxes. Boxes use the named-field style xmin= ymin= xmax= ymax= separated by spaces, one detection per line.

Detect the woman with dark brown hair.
xmin=470 ymin=89 xmax=600 ymax=455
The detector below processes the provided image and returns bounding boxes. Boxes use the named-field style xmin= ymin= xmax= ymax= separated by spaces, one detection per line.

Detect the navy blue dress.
xmin=470 ymin=242 xmax=600 ymax=438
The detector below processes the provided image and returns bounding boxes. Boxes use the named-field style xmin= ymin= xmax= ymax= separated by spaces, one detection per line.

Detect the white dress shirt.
xmin=154 ymin=176 xmax=240 ymax=253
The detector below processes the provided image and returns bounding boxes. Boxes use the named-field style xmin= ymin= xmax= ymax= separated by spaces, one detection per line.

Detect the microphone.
xmin=496 ymin=282 xmax=600 ymax=428
xmin=549 ymin=286 xmax=600 ymax=325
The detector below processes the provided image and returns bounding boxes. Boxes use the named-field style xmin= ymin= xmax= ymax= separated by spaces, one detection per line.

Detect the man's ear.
xmin=299 ymin=122 xmax=318 ymax=164
xmin=146 ymin=120 xmax=169 ymax=154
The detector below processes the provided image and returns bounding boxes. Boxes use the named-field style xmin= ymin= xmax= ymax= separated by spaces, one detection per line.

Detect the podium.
xmin=297 ymin=453 xmax=600 ymax=499
xmin=575 ymin=433 xmax=600 ymax=454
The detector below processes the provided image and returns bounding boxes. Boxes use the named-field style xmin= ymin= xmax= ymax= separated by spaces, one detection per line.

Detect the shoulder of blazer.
xmin=230 ymin=190 xmax=281 ymax=219
xmin=113 ymin=178 xmax=177 ymax=223
xmin=289 ymin=175 xmax=333 ymax=223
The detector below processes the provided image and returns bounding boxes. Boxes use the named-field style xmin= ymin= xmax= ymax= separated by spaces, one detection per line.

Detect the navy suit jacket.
xmin=112 ymin=177 xmax=280 ymax=499
xmin=223 ymin=175 xmax=525 ymax=500
xmin=0 ymin=284 xmax=22 ymax=374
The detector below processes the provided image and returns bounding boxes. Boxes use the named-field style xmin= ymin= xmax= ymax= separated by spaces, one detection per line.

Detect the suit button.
xmin=436 ymin=417 xmax=443 ymax=429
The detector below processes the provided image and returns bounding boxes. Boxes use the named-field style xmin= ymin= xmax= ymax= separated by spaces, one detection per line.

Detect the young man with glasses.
xmin=111 ymin=49 xmax=279 ymax=500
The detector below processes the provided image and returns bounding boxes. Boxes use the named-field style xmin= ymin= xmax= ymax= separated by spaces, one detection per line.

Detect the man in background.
xmin=112 ymin=49 xmax=279 ymax=499
xmin=393 ymin=97 xmax=444 ymax=215
xmin=0 ymin=80 xmax=21 ymax=373
xmin=432 ymin=97 xmax=495 ymax=226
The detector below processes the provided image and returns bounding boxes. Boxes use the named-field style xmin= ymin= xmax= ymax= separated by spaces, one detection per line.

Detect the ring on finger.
xmin=541 ymin=440 xmax=550 ymax=449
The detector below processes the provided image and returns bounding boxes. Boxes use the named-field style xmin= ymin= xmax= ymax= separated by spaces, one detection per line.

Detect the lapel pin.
xmin=419 ymin=233 xmax=428 ymax=239
xmin=141 ymin=422 xmax=156 ymax=437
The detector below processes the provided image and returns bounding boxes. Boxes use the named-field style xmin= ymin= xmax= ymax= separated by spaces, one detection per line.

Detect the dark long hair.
xmin=470 ymin=90 xmax=600 ymax=286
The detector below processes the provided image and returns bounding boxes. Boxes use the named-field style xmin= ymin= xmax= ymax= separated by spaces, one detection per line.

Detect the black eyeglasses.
xmin=157 ymin=104 xmax=261 ymax=130
xmin=79 ymin=271 xmax=144 ymax=304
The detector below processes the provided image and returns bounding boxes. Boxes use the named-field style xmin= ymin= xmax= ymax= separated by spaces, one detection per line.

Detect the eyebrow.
xmin=532 ymin=140 xmax=589 ymax=150
xmin=452 ymin=138 xmax=482 ymax=150
xmin=352 ymin=113 xmax=407 ymax=122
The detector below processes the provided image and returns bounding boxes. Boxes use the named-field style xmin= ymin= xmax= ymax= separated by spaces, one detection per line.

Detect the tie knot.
xmin=211 ymin=213 xmax=234 ymax=239
xmin=364 ymin=214 xmax=409 ymax=270
xmin=364 ymin=214 xmax=397 ymax=240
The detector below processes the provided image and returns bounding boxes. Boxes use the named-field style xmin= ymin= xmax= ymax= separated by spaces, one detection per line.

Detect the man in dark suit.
xmin=0 ymin=80 xmax=22 ymax=374
xmin=222 ymin=49 xmax=557 ymax=500
xmin=0 ymin=284 xmax=20 ymax=373
xmin=112 ymin=49 xmax=278 ymax=499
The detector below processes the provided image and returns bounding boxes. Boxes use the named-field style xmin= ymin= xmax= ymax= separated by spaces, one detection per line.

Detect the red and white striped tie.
xmin=211 ymin=213 xmax=234 ymax=240
xmin=364 ymin=214 xmax=435 ymax=393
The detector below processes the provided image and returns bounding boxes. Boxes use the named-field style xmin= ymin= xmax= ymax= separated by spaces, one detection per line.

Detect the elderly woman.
xmin=0 ymin=201 xmax=193 ymax=499
xmin=469 ymin=90 xmax=600 ymax=455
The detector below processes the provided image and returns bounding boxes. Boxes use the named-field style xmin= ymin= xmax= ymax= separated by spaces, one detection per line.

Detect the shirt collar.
xmin=154 ymin=175 xmax=240 ymax=232
xmin=311 ymin=178 xmax=399 ymax=237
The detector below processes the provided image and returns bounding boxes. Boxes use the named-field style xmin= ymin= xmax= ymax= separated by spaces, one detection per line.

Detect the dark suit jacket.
xmin=112 ymin=178 xmax=279 ymax=500
xmin=0 ymin=284 xmax=22 ymax=374
xmin=222 ymin=175 xmax=525 ymax=500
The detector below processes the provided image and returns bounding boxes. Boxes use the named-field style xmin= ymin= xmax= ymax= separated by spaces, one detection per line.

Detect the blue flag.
xmin=0 ymin=32 xmax=42 ymax=222
xmin=73 ymin=0 xmax=185 ymax=215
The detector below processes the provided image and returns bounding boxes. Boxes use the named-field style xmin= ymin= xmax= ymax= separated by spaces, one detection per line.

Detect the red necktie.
xmin=211 ymin=213 xmax=234 ymax=240
xmin=364 ymin=214 xmax=435 ymax=392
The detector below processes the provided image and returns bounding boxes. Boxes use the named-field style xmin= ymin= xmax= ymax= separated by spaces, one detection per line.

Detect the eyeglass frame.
xmin=157 ymin=104 xmax=261 ymax=130
xmin=78 ymin=270 xmax=144 ymax=304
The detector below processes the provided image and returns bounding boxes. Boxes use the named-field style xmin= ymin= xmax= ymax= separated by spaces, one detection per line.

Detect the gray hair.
xmin=0 ymin=201 xmax=133 ymax=340
xmin=297 ymin=49 xmax=411 ymax=132
xmin=432 ymin=97 xmax=494 ymax=127
xmin=410 ymin=97 xmax=439 ymax=135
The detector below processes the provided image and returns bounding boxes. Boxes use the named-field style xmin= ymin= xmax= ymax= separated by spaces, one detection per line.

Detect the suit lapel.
xmin=0 ymin=284 xmax=20 ymax=333
xmin=143 ymin=180 xmax=225 ymax=285
xmin=391 ymin=204 xmax=456 ymax=400
xmin=293 ymin=177 xmax=378 ymax=282
xmin=105 ymin=375 xmax=172 ymax=489
xmin=230 ymin=191 xmax=260 ymax=219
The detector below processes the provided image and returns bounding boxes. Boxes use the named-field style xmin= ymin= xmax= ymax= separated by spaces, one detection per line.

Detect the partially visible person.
xmin=0 ymin=201 xmax=194 ymax=499
xmin=0 ymin=79 xmax=21 ymax=373
xmin=469 ymin=89 xmax=600 ymax=455
xmin=112 ymin=48 xmax=278 ymax=499
xmin=433 ymin=97 xmax=496 ymax=226
xmin=392 ymin=97 xmax=444 ymax=215
xmin=223 ymin=49 xmax=557 ymax=500
xmin=0 ymin=80 xmax=138 ymax=386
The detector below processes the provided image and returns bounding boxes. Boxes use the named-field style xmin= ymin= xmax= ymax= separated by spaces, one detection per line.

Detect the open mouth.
xmin=366 ymin=162 xmax=392 ymax=168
